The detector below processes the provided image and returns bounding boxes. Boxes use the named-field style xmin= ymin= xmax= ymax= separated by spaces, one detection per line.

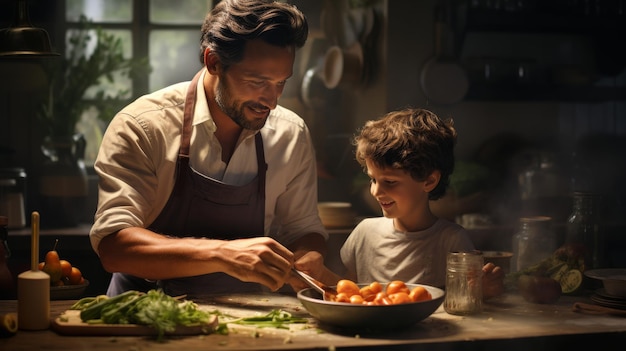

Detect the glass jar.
xmin=566 ymin=192 xmax=605 ymax=269
xmin=512 ymin=216 xmax=557 ymax=272
xmin=444 ymin=251 xmax=483 ymax=315
xmin=518 ymin=152 xmax=571 ymax=222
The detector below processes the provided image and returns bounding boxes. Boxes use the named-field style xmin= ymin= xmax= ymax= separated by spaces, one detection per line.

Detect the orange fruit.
xmin=349 ymin=294 xmax=365 ymax=304
xmin=373 ymin=292 xmax=392 ymax=305
xmin=409 ymin=286 xmax=432 ymax=302
xmin=386 ymin=280 xmax=410 ymax=295
xmin=60 ymin=260 xmax=72 ymax=278
xmin=38 ymin=262 xmax=44 ymax=270
xmin=336 ymin=279 xmax=361 ymax=296
xmin=388 ymin=292 xmax=412 ymax=304
xmin=68 ymin=266 xmax=83 ymax=285
xmin=334 ymin=292 xmax=351 ymax=303
xmin=42 ymin=250 xmax=63 ymax=283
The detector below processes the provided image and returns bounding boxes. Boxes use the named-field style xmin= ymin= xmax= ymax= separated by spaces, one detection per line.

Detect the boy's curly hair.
xmin=353 ymin=108 xmax=457 ymax=200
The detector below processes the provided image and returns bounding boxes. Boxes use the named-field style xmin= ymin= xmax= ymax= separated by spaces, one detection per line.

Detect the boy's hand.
xmin=482 ymin=262 xmax=505 ymax=299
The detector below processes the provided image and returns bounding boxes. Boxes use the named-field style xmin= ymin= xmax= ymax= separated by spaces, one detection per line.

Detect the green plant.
xmin=39 ymin=15 xmax=151 ymax=137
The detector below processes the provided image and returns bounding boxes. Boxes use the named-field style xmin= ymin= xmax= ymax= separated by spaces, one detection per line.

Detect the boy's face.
xmin=365 ymin=159 xmax=437 ymax=232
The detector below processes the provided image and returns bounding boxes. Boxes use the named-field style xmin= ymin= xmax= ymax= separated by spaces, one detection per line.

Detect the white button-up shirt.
xmin=90 ymin=70 xmax=327 ymax=253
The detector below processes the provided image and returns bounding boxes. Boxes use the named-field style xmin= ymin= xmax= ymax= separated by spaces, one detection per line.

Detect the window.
xmin=64 ymin=0 xmax=212 ymax=164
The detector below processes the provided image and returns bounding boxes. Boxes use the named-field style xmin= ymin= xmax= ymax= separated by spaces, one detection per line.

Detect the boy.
xmin=311 ymin=108 xmax=504 ymax=298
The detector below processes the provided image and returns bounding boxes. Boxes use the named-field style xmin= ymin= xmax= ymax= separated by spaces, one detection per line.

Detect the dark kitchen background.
xmin=0 ymin=0 xmax=625 ymax=296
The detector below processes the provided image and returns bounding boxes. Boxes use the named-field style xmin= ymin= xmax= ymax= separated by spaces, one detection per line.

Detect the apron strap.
xmin=180 ymin=69 xmax=204 ymax=157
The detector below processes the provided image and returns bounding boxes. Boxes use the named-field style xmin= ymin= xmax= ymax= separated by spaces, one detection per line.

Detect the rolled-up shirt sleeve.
xmin=90 ymin=89 xmax=184 ymax=254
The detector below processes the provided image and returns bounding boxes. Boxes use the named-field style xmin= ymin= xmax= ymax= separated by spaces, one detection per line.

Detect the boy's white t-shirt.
xmin=340 ymin=217 xmax=474 ymax=288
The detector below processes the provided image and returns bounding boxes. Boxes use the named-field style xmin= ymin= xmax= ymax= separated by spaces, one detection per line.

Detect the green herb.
xmin=70 ymin=294 xmax=109 ymax=310
xmin=79 ymin=290 xmax=142 ymax=322
xmin=214 ymin=309 xmax=309 ymax=335
xmin=72 ymin=290 xmax=309 ymax=340
xmin=39 ymin=15 xmax=151 ymax=137
xmin=73 ymin=289 xmax=214 ymax=342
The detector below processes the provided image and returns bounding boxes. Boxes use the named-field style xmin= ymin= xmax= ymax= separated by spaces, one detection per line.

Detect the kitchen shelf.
xmin=465 ymin=83 xmax=626 ymax=102
xmin=461 ymin=9 xmax=626 ymax=35
xmin=449 ymin=1 xmax=626 ymax=102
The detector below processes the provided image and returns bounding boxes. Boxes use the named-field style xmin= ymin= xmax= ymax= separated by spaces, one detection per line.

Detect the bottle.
xmin=566 ymin=192 xmax=604 ymax=269
xmin=444 ymin=251 xmax=483 ymax=315
xmin=512 ymin=216 xmax=557 ymax=272
xmin=0 ymin=216 xmax=14 ymax=298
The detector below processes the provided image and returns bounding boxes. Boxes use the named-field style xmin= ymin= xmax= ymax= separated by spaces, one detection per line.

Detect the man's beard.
xmin=215 ymin=79 xmax=267 ymax=131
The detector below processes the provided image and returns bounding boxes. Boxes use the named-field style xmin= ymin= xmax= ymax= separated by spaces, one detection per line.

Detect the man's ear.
xmin=204 ymin=48 xmax=220 ymax=74
xmin=424 ymin=170 xmax=441 ymax=192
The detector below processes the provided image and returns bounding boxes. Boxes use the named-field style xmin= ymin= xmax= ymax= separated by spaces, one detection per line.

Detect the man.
xmin=90 ymin=0 xmax=327 ymax=297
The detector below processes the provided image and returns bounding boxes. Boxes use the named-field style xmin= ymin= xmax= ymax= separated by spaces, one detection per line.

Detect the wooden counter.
xmin=1 ymin=291 xmax=625 ymax=351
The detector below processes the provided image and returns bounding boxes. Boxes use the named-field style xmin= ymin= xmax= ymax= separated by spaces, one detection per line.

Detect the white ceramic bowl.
xmin=297 ymin=283 xmax=444 ymax=329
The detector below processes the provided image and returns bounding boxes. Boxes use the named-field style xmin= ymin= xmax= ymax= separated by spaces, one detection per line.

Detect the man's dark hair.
xmin=199 ymin=0 xmax=308 ymax=68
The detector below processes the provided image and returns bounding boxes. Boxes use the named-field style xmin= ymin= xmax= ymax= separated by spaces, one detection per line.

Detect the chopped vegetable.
xmin=212 ymin=309 xmax=309 ymax=335
xmin=72 ymin=289 xmax=215 ymax=341
xmin=70 ymin=295 xmax=109 ymax=310
xmin=71 ymin=290 xmax=308 ymax=340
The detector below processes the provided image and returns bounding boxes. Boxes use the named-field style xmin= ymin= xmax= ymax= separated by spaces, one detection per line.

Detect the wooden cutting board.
xmin=50 ymin=309 xmax=219 ymax=336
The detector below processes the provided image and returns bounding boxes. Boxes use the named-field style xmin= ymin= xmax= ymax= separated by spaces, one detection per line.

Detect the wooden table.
xmin=1 ymin=291 xmax=625 ymax=351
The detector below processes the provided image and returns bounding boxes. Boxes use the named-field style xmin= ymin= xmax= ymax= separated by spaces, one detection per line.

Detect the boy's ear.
xmin=424 ymin=170 xmax=441 ymax=192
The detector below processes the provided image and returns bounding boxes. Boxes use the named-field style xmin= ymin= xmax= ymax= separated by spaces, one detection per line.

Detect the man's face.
xmin=215 ymin=40 xmax=296 ymax=131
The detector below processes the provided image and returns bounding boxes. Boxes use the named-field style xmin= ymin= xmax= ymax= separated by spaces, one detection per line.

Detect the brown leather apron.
xmin=107 ymin=70 xmax=267 ymax=297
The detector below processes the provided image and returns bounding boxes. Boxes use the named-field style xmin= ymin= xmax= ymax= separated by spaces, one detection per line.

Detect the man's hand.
xmin=218 ymin=237 xmax=294 ymax=291
xmin=288 ymin=250 xmax=325 ymax=292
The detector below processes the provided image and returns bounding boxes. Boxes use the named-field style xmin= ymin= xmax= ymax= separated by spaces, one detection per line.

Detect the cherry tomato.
xmin=349 ymin=294 xmax=365 ymax=305
xmin=359 ymin=281 xmax=382 ymax=300
xmin=336 ymin=279 xmax=361 ymax=296
xmin=373 ymin=292 xmax=392 ymax=305
xmin=334 ymin=292 xmax=351 ymax=303
xmin=369 ymin=281 xmax=383 ymax=294
xmin=324 ymin=292 xmax=337 ymax=301
xmin=386 ymin=280 xmax=410 ymax=295
xmin=359 ymin=286 xmax=375 ymax=301
xmin=388 ymin=292 xmax=412 ymax=304
xmin=409 ymin=286 xmax=432 ymax=302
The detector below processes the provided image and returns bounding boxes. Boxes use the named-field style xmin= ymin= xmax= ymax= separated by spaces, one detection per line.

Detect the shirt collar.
xmin=192 ymin=69 xmax=214 ymax=131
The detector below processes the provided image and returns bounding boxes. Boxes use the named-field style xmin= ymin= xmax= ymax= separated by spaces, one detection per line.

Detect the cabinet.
xmin=450 ymin=0 xmax=626 ymax=101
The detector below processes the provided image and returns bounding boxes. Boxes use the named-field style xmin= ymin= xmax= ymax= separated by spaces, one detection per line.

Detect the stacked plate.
xmin=585 ymin=269 xmax=626 ymax=310
xmin=590 ymin=289 xmax=626 ymax=310
xmin=317 ymin=202 xmax=356 ymax=229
